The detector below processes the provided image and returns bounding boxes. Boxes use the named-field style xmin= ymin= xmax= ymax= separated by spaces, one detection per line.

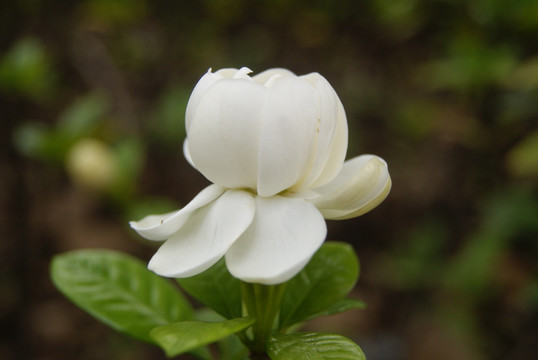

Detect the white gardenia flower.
xmin=130 ymin=67 xmax=391 ymax=285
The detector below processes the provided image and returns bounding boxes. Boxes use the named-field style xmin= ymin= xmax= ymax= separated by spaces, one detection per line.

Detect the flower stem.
xmin=241 ymin=281 xmax=286 ymax=356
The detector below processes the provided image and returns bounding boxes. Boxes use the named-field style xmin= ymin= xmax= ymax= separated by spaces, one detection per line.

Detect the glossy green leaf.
xmin=302 ymin=298 xmax=366 ymax=322
xmin=218 ymin=331 xmax=250 ymax=360
xmin=50 ymin=249 xmax=193 ymax=343
xmin=267 ymin=332 xmax=366 ymax=360
xmin=194 ymin=308 xmax=249 ymax=360
xmin=279 ymin=242 xmax=359 ymax=328
xmin=178 ymin=258 xmax=242 ymax=319
xmin=150 ymin=317 xmax=255 ymax=358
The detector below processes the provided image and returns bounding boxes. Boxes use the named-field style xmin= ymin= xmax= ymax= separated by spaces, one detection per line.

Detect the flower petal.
xmin=252 ymin=68 xmax=296 ymax=86
xmin=310 ymin=155 xmax=391 ymax=220
xmin=298 ymin=73 xmax=349 ymax=189
xmin=182 ymin=138 xmax=195 ymax=168
xmin=186 ymin=68 xmax=251 ymax=132
xmin=185 ymin=69 xmax=224 ymax=132
xmin=225 ymin=196 xmax=327 ymax=285
xmin=232 ymin=66 xmax=253 ymax=79
xmin=148 ymin=189 xmax=255 ymax=278
xmin=129 ymin=184 xmax=225 ymax=241
xmin=215 ymin=67 xmax=242 ymax=78
xmin=257 ymin=76 xmax=319 ymax=196
xmin=188 ymin=79 xmax=266 ymax=190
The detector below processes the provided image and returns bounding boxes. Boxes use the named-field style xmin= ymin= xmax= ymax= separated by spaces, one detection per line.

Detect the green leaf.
xmin=218 ymin=331 xmax=250 ymax=360
xmin=279 ymin=242 xmax=359 ymax=328
xmin=178 ymin=258 xmax=242 ymax=319
xmin=267 ymin=332 xmax=366 ymax=360
xmin=302 ymin=298 xmax=366 ymax=322
xmin=50 ymin=249 xmax=193 ymax=343
xmin=194 ymin=308 xmax=249 ymax=360
xmin=150 ymin=317 xmax=255 ymax=358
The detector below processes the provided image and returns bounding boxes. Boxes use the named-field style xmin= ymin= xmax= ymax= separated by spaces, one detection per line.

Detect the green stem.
xmin=241 ymin=282 xmax=286 ymax=356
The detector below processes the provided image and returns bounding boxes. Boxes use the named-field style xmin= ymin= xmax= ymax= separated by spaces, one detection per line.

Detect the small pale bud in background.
xmin=66 ymin=138 xmax=117 ymax=191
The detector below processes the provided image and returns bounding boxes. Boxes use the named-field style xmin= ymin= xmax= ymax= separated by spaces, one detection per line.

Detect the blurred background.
xmin=1 ymin=0 xmax=537 ymax=359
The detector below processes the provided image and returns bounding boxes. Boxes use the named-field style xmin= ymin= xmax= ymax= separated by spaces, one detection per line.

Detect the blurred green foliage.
xmin=446 ymin=188 xmax=538 ymax=296
xmin=14 ymin=92 xmax=109 ymax=162
xmin=148 ymin=85 xmax=189 ymax=146
xmin=0 ymin=38 xmax=56 ymax=101
xmin=505 ymin=130 xmax=538 ymax=178
xmin=2 ymin=0 xmax=537 ymax=359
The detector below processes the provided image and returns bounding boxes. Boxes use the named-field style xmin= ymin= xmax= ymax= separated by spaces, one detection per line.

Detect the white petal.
xmin=298 ymin=73 xmax=349 ymax=189
xmin=307 ymin=100 xmax=348 ymax=188
xmin=257 ymin=76 xmax=319 ymax=196
xmin=188 ymin=79 xmax=267 ymax=190
xmin=215 ymin=68 xmax=242 ymax=78
xmin=225 ymin=196 xmax=327 ymax=285
xmin=185 ymin=68 xmax=253 ymax=132
xmin=252 ymin=68 xmax=296 ymax=86
xmin=182 ymin=138 xmax=195 ymax=168
xmin=185 ymin=69 xmax=224 ymax=132
xmin=148 ymin=189 xmax=255 ymax=278
xmin=129 ymin=184 xmax=225 ymax=241
xmin=310 ymin=155 xmax=391 ymax=220
xmin=232 ymin=67 xmax=253 ymax=79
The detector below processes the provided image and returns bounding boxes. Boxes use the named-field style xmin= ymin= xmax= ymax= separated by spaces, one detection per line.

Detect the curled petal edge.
xmin=252 ymin=68 xmax=296 ymax=86
xmin=185 ymin=70 xmax=223 ymax=131
xmin=129 ymin=184 xmax=225 ymax=241
xmin=310 ymin=155 xmax=391 ymax=220
xmin=257 ymin=76 xmax=319 ymax=197
xmin=183 ymin=138 xmax=196 ymax=169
